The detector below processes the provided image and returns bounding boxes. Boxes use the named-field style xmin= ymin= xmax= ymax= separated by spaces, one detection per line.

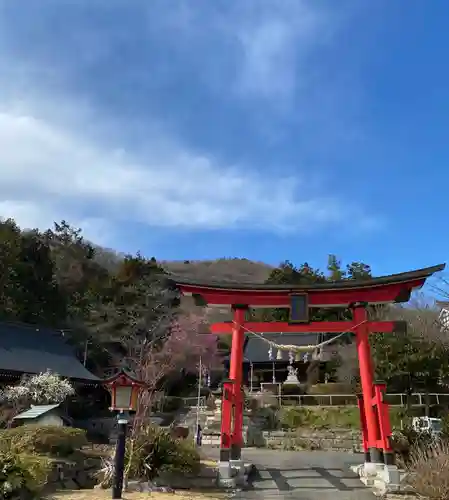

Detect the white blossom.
xmin=3 ymin=370 xmax=74 ymax=405
xmin=2 ymin=481 xmax=13 ymax=494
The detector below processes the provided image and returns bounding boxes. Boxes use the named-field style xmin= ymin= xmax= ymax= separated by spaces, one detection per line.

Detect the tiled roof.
xmin=13 ymin=404 xmax=60 ymax=420
xmin=0 ymin=322 xmax=99 ymax=381
xmin=169 ymin=264 xmax=445 ymax=290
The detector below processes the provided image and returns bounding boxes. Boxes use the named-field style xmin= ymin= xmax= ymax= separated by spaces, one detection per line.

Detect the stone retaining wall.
xmin=263 ymin=429 xmax=362 ymax=452
xmin=202 ymin=428 xmax=362 ymax=452
xmin=45 ymin=456 xmax=101 ymax=491
xmin=202 ymin=433 xmax=221 ymax=446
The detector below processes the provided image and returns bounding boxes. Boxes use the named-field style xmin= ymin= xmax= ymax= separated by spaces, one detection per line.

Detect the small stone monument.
xmin=283 ymin=365 xmax=300 ymax=385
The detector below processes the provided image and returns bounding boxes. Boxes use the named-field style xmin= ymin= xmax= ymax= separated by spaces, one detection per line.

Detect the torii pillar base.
xmin=217 ymin=461 xmax=236 ymax=489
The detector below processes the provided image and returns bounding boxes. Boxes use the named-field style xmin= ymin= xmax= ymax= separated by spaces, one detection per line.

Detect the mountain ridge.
xmin=91 ymin=246 xmax=274 ymax=283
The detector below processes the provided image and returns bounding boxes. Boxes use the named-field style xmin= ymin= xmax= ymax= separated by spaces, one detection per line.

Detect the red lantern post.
xmin=103 ymin=370 xmax=146 ymax=499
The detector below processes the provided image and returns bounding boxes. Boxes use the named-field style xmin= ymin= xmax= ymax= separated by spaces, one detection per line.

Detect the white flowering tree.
xmin=0 ymin=370 xmax=75 ymax=424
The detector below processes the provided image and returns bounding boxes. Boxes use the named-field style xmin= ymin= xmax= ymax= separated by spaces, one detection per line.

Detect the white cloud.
xmin=135 ymin=1 xmax=334 ymax=105
xmin=0 ymin=102 xmax=359 ymax=241
xmin=0 ymin=200 xmax=113 ymax=247
xmin=231 ymin=1 xmax=329 ymax=102
xmin=0 ymin=1 xmax=377 ymax=247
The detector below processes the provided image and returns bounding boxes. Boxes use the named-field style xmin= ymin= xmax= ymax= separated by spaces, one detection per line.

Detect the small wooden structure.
xmin=12 ymin=404 xmax=70 ymax=427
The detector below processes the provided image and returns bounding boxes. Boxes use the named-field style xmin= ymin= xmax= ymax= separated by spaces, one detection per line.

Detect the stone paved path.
xmin=204 ymin=447 xmax=376 ymax=500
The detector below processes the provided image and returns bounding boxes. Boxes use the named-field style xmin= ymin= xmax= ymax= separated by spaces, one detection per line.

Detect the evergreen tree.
xmin=327 ymin=254 xmax=345 ymax=281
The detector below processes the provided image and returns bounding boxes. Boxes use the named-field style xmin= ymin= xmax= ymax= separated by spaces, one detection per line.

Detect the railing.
xmin=150 ymin=392 xmax=449 ymax=411
xmin=153 ymin=395 xmax=207 ymax=412
xmin=274 ymin=393 xmax=449 ymax=407
xmin=181 ymin=396 xmax=207 ymax=408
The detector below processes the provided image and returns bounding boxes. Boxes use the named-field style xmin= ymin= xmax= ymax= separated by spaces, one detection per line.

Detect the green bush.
xmin=308 ymin=383 xmax=353 ymax=395
xmin=0 ymin=450 xmax=51 ymax=499
xmin=125 ymin=425 xmax=200 ymax=480
xmin=304 ymin=395 xmax=357 ymax=406
xmin=278 ymin=405 xmax=406 ymax=431
xmin=0 ymin=425 xmax=88 ymax=457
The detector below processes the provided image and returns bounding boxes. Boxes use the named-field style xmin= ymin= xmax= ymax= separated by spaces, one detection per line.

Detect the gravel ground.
xmin=49 ymin=489 xmax=227 ymax=500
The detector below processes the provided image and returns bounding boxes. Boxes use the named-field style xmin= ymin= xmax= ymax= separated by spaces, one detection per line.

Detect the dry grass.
xmin=93 ymin=246 xmax=274 ymax=283
xmin=408 ymin=439 xmax=449 ymax=499
xmin=199 ymin=460 xmax=217 ymax=468
xmin=50 ymin=489 xmax=227 ymax=500
xmin=386 ymin=496 xmax=416 ymax=500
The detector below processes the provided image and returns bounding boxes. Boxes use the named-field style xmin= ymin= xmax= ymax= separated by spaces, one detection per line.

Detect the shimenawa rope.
xmin=232 ymin=319 xmax=368 ymax=353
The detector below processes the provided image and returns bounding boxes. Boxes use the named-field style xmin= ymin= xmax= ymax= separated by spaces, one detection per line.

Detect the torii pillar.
xmin=228 ymin=306 xmax=246 ymax=461
xmin=218 ymin=306 xmax=246 ymax=484
xmin=353 ymin=302 xmax=383 ymax=465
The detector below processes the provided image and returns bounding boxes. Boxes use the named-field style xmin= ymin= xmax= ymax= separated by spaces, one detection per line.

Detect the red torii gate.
xmin=171 ymin=264 xmax=444 ymax=468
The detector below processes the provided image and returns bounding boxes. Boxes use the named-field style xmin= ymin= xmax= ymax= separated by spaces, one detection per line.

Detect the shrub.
xmin=408 ymin=440 xmax=449 ymax=499
xmin=245 ymin=393 xmax=260 ymax=412
xmin=284 ymin=434 xmax=322 ymax=451
xmin=388 ymin=407 xmax=410 ymax=429
xmin=86 ymin=430 xmax=110 ymax=445
xmin=252 ymin=407 xmax=279 ymax=430
xmin=125 ymin=425 xmax=200 ymax=481
xmin=308 ymin=383 xmax=353 ymax=395
xmin=0 ymin=425 xmax=88 ymax=457
xmin=159 ymin=397 xmax=184 ymax=413
xmin=304 ymin=395 xmax=357 ymax=406
xmin=391 ymin=426 xmax=436 ymax=467
xmin=0 ymin=450 xmax=51 ymax=499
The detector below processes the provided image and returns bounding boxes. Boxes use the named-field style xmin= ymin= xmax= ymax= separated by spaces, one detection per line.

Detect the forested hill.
xmin=161 ymin=259 xmax=273 ymax=283
xmin=92 ymin=247 xmax=274 ymax=283
xmin=3 ymin=217 xmax=449 ymax=394
xmin=93 ymin=251 xmax=370 ymax=285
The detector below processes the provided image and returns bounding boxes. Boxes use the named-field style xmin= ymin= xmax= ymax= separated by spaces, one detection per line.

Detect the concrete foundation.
xmin=363 ymin=461 xmax=378 ymax=479
xmin=380 ymin=464 xmax=401 ymax=491
xmin=351 ymin=462 xmax=403 ymax=495
xmin=230 ymin=459 xmax=245 ymax=486
xmin=217 ymin=460 xmax=254 ymax=489
xmin=217 ymin=461 xmax=235 ymax=488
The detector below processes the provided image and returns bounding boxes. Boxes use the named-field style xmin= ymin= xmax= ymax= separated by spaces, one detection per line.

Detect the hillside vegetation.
xmin=162 ymin=258 xmax=273 ymax=283
xmin=92 ymin=247 xmax=273 ymax=283
xmin=2 ymin=217 xmax=449 ymax=397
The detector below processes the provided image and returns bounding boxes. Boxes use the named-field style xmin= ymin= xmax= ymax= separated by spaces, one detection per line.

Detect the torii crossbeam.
xmin=210 ymin=320 xmax=403 ymax=334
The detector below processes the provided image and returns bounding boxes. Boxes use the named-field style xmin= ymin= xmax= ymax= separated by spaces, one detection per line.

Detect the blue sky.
xmin=0 ymin=0 xmax=448 ymax=277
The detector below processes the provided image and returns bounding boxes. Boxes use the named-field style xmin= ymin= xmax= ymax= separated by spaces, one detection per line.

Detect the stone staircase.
xmin=176 ymin=405 xmax=209 ymax=431
xmin=175 ymin=404 xmax=268 ymax=447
